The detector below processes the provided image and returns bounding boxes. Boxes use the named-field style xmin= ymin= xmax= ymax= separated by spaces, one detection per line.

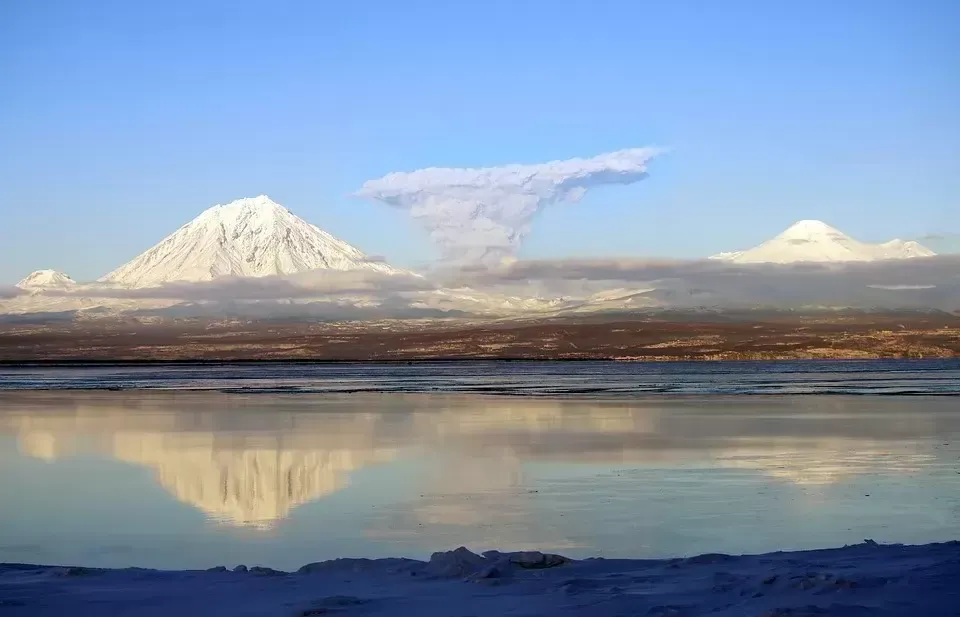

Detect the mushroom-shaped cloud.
xmin=355 ymin=147 xmax=661 ymax=265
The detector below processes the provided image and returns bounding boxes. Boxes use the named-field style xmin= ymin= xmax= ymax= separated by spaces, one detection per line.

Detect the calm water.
xmin=1 ymin=359 xmax=960 ymax=394
xmin=0 ymin=362 xmax=958 ymax=570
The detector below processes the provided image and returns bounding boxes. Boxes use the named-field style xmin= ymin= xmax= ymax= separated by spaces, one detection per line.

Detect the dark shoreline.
xmin=2 ymin=310 xmax=958 ymax=362
xmin=6 ymin=356 xmax=960 ymax=366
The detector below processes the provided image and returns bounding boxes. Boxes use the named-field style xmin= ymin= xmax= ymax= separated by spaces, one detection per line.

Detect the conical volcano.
xmin=99 ymin=195 xmax=399 ymax=288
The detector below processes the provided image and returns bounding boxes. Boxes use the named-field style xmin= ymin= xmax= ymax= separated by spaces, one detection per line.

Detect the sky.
xmin=1 ymin=0 xmax=958 ymax=284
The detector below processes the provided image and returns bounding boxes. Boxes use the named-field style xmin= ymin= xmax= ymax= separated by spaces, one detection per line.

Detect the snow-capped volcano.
xmin=99 ymin=196 xmax=400 ymax=288
xmin=16 ymin=270 xmax=76 ymax=289
xmin=710 ymin=220 xmax=936 ymax=264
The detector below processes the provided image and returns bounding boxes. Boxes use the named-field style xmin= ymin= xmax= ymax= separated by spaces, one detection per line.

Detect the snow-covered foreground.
xmin=2 ymin=542 xmax=957 ymax=616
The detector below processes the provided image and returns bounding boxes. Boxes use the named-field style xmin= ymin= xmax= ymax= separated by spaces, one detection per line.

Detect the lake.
xmin=0 ymin=361 xmax=958 ymax=571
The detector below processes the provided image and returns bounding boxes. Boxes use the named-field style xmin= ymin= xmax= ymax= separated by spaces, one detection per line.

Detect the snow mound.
xmin=423 ymin=548 xmax=571 ymax=580
xmin=98 ymin=195 xmax=401 ymax=288
xmin=711 ymin=220 xmax=936 ymax=264
xmin=2 ymin=542 xmax=957 ymax=616
xmin=15 ymin=270 xmax=76 ymax=289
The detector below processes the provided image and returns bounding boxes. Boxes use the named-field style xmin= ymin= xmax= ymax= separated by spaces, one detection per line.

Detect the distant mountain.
xmin=710 ymin=220 xmax=936 ymax=264
xmin=16 ymin=270 xmax=76 ymax=290
xmin=99 ymin=195 xmax=400 ymax=288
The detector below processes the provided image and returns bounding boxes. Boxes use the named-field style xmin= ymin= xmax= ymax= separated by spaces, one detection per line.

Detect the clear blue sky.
xmin=2 ymin=0 xmax=958 ymax=283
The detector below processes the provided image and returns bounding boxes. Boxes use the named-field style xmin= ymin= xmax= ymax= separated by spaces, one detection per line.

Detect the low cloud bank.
xmin=455 ymin=254 xmax=960 ymax=284
xmin=5 ymin=255 xmax=958 ymax=318
xmin=43 ymin=270 xmax=434 ymax=301
xmin=444 ymin=255 xmax=960 ymax=312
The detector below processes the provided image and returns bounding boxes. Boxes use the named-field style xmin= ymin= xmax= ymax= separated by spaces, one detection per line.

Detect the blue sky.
xmin=1 ymin=0 xmax=958 ymax=283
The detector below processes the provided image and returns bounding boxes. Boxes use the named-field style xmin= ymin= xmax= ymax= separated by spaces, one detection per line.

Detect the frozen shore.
xmin=1 ymin=541 xmax=958 ymax=616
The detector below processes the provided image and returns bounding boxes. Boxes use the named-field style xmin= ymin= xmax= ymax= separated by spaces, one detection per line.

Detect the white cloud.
xmin=355 ymin=148 xmax=661 ymax=265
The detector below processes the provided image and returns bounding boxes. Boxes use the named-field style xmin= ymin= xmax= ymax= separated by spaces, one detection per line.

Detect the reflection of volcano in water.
xmin=18 ymin=428 xmax=396 ymax=527
xmin=9 ymin=404 xmax=398 ymax=528
xmin=4 ymin=392 xmax=947 ymax=530
xmin=111 ymin=434 xmax=396 ymax=527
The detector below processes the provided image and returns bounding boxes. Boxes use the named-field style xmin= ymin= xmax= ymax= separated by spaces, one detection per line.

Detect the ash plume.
xmin=355 ymin=148 xmax=661 ymax=265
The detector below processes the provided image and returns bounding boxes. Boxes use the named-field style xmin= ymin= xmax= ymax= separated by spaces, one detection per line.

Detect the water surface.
xmin=2 ymin=359 xmax=960 ymax=394
xmin=1 ymin=389 xmax=957 ymax=570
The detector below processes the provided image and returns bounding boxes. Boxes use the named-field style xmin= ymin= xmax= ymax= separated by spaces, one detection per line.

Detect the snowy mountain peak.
xmin=227 ymin=194 xmax=279 ymax=208
xmin=711 ymin=220 xmax=936 ymax=264
xmin=200 ymin=195 xmax=286 ymax=219
xmin=16 ymin=270 xmax=76 ymax=289
xmin=98 ymin=196 xmax=400 ymax=288
xmin=776 ymin=220 xmax=848 ymax=241
xmin=188 ymin=195 xmax=294 ymax=238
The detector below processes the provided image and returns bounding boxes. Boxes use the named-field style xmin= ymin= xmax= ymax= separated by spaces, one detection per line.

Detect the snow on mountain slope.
xmin=876 ymin=238 xmax=936 ymax=258
xmin=413 ymin=287 xmax=569 ymax=316
xmin=711 ymin=220 xmax=936 ymax=264
xmin=0 ymin=293 xmax=178 ymax=317
xmin=99 ymin=196 xmax=401 ymax=288
xmin=16 ymin=270 xmax=76 ymax=289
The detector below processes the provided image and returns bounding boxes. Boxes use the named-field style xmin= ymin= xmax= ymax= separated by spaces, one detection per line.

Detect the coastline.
xmin=2 ymin=355 xmax=960 ymax=366
xmin=2 ymin=542 xmax=958 ymax=616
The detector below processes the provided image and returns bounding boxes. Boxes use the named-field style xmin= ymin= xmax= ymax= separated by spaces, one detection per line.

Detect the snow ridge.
xmin=99 ymin=196 xmax=400 ymax=288
xmin=2 ymin=542 xmax=957 ymax=617
xmin=711 ymin=220 xmax=936 ymax=264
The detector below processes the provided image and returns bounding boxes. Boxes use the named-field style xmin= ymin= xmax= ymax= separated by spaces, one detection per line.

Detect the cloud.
xmin=8 ymin=254 xmax=959 ymax=321
xmin=444 ymin=255 xmax=960 ymax=312
xmin=44 ymin=270 xmax=434 ymax=301
xmin=8 ymin=270 xmax=466 ymax=321
xmin=0 ymin=286 xmax=24 ymax=300
xmin=454 ymin=254 xmax=960 ymax=283
xmin=355 ymin=148 xmax=661 ymax=265
xmin=360 ymin=255 xmax=389 ymax=264
xmin=141 ymin=299 xmax=470 ymax=321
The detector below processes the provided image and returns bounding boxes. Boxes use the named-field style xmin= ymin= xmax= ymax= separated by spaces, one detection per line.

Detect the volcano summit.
xmin=98 ymin=196 xmax=398 ymax=288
